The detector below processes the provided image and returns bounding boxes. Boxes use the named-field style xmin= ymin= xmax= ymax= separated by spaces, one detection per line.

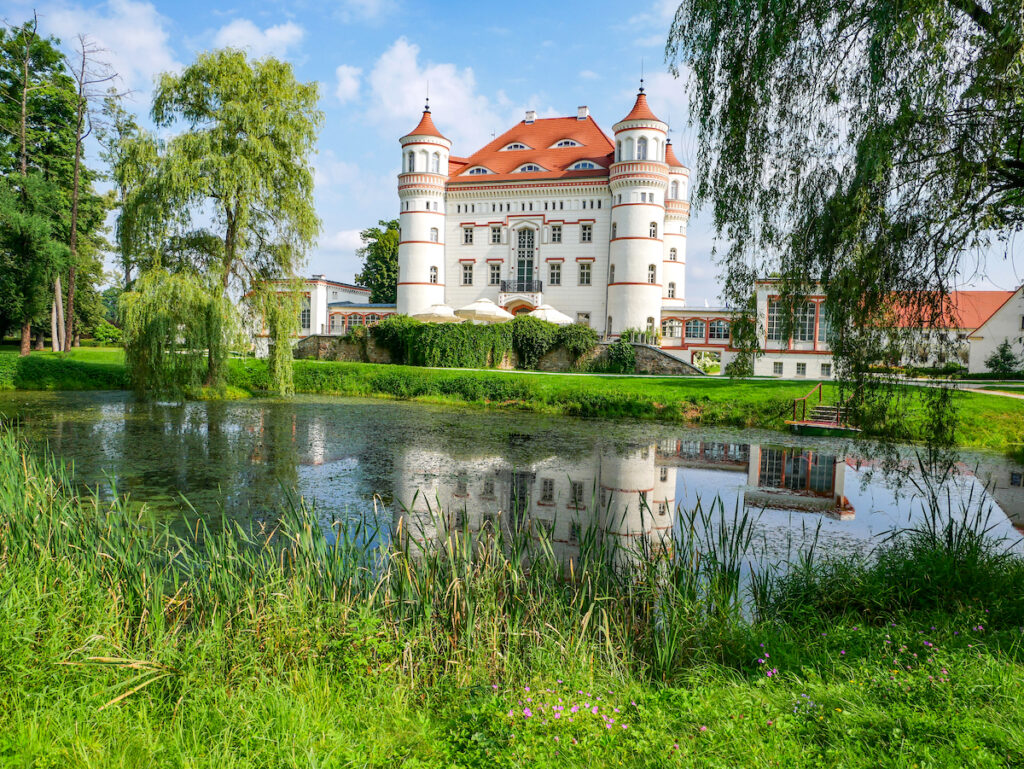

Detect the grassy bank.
xmin=5 ymin=346 xmax=1024 ymax=453
xmin=2 ymin=429 xmax=1024 ymax=767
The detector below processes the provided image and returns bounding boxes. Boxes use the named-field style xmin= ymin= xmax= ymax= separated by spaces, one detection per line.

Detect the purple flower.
xmin=591 ymin=706 xmax=599 ymax=715
xmin=523 ymin=707 xmax=532 ymax=718
xmin=699 ymin=725 xmax=708 ymax=732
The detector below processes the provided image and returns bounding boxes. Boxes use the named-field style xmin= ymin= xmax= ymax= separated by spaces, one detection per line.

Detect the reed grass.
xmin=3 ymin=428 xmax=1024 ymax=766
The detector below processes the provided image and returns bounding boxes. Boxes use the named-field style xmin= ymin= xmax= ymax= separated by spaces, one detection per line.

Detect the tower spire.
xmin=639 ymin=57 xmax=645 ymax=93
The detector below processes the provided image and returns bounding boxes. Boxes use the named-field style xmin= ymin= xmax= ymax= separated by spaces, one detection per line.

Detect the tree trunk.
xmin=51 ymin=299 xmax=59 ymax=352
xmin=73 ymin=333 xmax=80 ymax=347
xmin=65 ymin=47 xmax=88 ymax=352
xmin=20 ymin=322 xmax=31 ymax=356
xmin=34 ymin=328 xmax=44 ymax=350
xmin=54 ymin=277 xmax=66 ymax=351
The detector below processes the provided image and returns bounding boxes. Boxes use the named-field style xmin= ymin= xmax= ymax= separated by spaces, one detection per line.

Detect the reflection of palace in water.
xmin=391 ymin=439 xmax=855 ymax=557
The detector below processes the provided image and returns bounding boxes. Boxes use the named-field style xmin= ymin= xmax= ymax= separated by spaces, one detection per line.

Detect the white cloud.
xmin=579 ymin=69 xmax=600 ymax=80
xmin=334 ymin=64 xmax=362 ymax=104
xmin=336 ymin=0 xmax=398 ymax=23
xmin=213 ymin=19 xmax=305 ymax=59
xmin=41 ymin=0 xmax=180 ymax=100
xmin=320 ymin=228 xmax=364 ymax=254
xmin=364 ymin=37 xmax=551 ymax=153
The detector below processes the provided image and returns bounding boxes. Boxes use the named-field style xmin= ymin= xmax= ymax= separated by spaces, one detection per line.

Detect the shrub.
xmin=555 ymin=323 xmax=599 ymax=367
xmin=985 ymin=339 xmax=1020 ymax=376
xmin=510 ymin=315 xmax=557 ymax=369
xmin=370 ymin=315 xmax=422 ymax=365
xmin=603 ymin=338 xmax=636 ymax=374
xmin=91 ymin=319 xmax=123 ymax=345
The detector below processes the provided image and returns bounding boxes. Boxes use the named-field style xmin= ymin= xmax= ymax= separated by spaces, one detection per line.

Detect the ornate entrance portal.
xmin=516 ymin=228 xmax=535 ymax=288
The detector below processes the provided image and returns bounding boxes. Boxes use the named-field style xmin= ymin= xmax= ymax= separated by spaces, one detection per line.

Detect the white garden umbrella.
xmin=411 ymin=304 xmax=464 ymax=323
xmin=528 ymin=304 xmax=574 ymax=325
xmin=455 ymin=298 xmax=514 ymax=324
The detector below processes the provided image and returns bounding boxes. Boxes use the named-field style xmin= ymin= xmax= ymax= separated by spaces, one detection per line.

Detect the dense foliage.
xmin=117 ymin=49 xmax=322 ymax=394
xmin=667 ymin=0 xmax=1024 ymax=441
xmin=986 ymin=339 xmax=1021 ymax=375
xmin=354 ymin=219 xmax=400 ymax=304
xmin=371 ymin=315 xmax=597 ymax=370
xmin=602 ymin=337 xmax=637 ymax=374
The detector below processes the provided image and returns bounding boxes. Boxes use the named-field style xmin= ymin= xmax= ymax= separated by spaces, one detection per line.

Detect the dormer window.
xmin=466 ymin=166 xmax=493 ymax=175
xmin=501 ymin=142 xmax=531 ymax=151
xmin=515 ymin=163 xmax=545 ymax=173
xmin=551 ymin=139 xmax=581 ymax=148
xmin=568 ymin=161 xmax=598 ymax=170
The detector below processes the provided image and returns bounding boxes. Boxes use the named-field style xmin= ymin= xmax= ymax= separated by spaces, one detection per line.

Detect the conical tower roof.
xmin=665 ymin=139 xmax=686 ymax=169
xmin=620 ymin=90 xmax=662 ymax=124
xmin=402 ymin=104 xmax=448 ymax=141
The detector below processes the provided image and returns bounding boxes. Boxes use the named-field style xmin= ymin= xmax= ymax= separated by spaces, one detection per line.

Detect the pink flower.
xmin=523 ymin=708 xmax=532 ymax=718
xmin=591 ymin=706 xmax=599 ymax=715
xmin=699 ymin=726 xmax=708 ymax=732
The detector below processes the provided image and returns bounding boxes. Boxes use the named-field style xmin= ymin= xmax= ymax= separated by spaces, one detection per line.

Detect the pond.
xmin=2 ymin=391 xmax=1023 ymax=560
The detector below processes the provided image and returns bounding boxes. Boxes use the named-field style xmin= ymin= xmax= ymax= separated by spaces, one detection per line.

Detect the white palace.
xmin=284 ymin=89 xmax=1024 ymax=377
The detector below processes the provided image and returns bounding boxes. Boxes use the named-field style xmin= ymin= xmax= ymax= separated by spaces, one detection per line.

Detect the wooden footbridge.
xmin=786 ymin=383 xmax=861 ymax=437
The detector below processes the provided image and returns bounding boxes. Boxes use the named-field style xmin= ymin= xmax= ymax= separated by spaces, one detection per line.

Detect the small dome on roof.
xmin=620 ymin=90 xmax=662 ymax=124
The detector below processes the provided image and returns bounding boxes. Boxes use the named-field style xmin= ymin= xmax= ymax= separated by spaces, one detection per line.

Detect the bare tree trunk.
xmin=19 ymin=323 xmax=31 ymax=356
xmin=34 ymin=328 xmax=44 ymax=350
xmin=65 ymin=44 xmax=88 ymax=352
xmin=51 ymin=299 xmax=59 ymax=352
xmin=54 ymin=276 xmax=66 ymax=351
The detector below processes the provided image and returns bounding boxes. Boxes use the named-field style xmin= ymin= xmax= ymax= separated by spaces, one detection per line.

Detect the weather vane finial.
xmin=425 ymin=80 xmax=430 ymax=111
xmin=640 ymin=57 xmax=645 ymax=93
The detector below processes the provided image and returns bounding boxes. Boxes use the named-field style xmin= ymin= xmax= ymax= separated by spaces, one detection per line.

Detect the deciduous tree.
xmin=354 ymin=219 xmax=400 ymax=304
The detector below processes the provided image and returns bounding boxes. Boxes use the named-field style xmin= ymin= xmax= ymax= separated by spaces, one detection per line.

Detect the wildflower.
xmin=492 ymin=684 xmax=498 ymax=690
xmin=699 ymin=725 xmax=708 ymax=732
xmin=572 ymin=738 xmax=578 ymax=745
xmin=570 ymin=705 xmax=579 ymax=714
xmin=840 ymin=650 xmax=846 ymax=656
xmin=591 ymin=706 xmax=599 ymax=715
xmin=621 ymin=724 xmax=628 ymax=730
xmin=554 ymin=712 xmax=561 ymax=720
xmin=508 ymin=709 xmax=514 ymax=718
xmin=523 ymin=708 xmax=532 ymax=718
xmin=554 ymin=736 xmax=559 ymax=743
xmin=525 ymin=686 xmax=530 ymax=692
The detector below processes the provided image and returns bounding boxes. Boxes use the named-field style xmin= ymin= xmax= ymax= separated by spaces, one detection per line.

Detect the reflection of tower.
xmin=598 ymin=444 xmax=662 ymax=561
xmin=652 ymin=459 xmax=677 ymax=537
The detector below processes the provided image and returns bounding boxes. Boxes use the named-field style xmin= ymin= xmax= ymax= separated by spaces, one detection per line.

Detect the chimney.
xmin=577 ymin=106 xmax=589 ymax=120
xmin=525 ymin=109 xmax=536 ymax=124
xmin=312 ymin=274 xmax=324 ymax=281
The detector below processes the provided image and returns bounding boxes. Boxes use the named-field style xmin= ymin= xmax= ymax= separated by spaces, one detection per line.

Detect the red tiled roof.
xmin=620 ymin=91 xmax=662 ymax=124
xmin=892 ymin=290 xmax=1013 ymax=329
xmin=665 ymin=140 xmax=685 ymax=169
xmin=403 ymin=109 xmax=447 ymax=141
xmin=448 ymin=116 xmax=615 ymax=183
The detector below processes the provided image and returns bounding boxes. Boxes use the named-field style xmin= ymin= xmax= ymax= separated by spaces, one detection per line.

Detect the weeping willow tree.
xmin=667 ymin=0 xmax=1024 ymax=449
xmin=116 ymin=48 xmax=322 ymax=396
xmin=120 ymin=270 xmax=234 ymax=397
xmin=250 ymin=281 xmax=300 ymax=397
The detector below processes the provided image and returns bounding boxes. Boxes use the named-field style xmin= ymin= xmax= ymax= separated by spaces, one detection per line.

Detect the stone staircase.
xmin=807 ymin=404 xmax=849 ymax=425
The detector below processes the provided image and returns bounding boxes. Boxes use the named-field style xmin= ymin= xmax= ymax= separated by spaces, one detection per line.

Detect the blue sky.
xmin=14 ymin=0 xmax=1024 ymax=301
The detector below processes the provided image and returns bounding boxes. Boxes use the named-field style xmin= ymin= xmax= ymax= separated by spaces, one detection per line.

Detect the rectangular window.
xmin=462 ymin=226 xmax=473 ymax=245
xmin=462 ymin=263 xmax=473 ymax=285
xmin=491 ymin=226 xmax=501 ymax=244
xmin=796 ymin=362 xmax=807 ymax=377
xmin=660 ymin=467 xmax=668 ymax=482
xmin=662 ymin=319 xmax=682 ymax=338
xmin=483 ymin=479 xmax=495 ymax=496
xmin=685 ymin=319 xmax=706 ymax=340
xmin=571 ymin=481 xmax=585 ymax=508
xmin=657 ymin=502 xmax=667 ymax=516
xmin=580 ymin=224 xmax=592 ymax=243
xmin=795 ymin=302 xmax=816 ymax=341
xmin=818 ymin=307 xmax=830 ymax=343
xmin=708 ymin=320 xmax=730 ymax=340
xmin=576 ymin=312 xmax=591 ymax=327
xmin=821 ymin=363 xmax=832 ymax=377
xmin=578 ymin=263 xmax=592 ymax=285
xmin=549 ymin=262 xmax=561 ymax=286
xmin=766 ymin=300 xmax=783 ymax=341
xmin=569 ymin=522 xmax=581 ymax=544
xmin=299 ymin=297 xmax=311 ymax=330
xmin=773 ymin=361 xmax=784 ymax=376
xmin=1012 ymin=472 xmax=1023 ymax=487
xmin=551 ymin=225 xmax=562 ymax=243
xmin=489 ymin=264 xmax=500 ymax=285
xmin=541 ymin=478 xmax=554 ymax=502
xmin=329 ymin=314 xmax=344 ymax=334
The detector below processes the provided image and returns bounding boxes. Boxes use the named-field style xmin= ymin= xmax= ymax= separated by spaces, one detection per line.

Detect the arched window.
xmin=429 ymin=227 xmax=438 ymax=243
xmin=668 ymin=282 xmax=676 ymax=298
xmin=646 ymin=316 xmax=655 ymax=331
xmin=569 ymin=161 xmax=597 ymax=170
xmin=624 ymin=137 xmax=634 ymax=160
xmin=709 ymin=320 xmax=730 ymax=340
xmin=429 ymin=266 xmax=438 ymax=284
xmin=648 ymin=264 xmax=656 ymax=284
xmin=407 ymin=151 xmax=415 ymax=172
xmin=611 ymin=222 xmax=617 ymax=238
xmin=615 ymin=140 xmax=621 ymax=161
xmin=431 ymin=153 xmax=440 ymax=173
xmin=637 ymin=137 xmax=648 ymax=160
xmin=365 ymin=313 xmax=380 ymax=326
xmin=649 ymin=222 xmax=658 ymax=238
xmin=671 ymin=181 xmax=679 ymax=199
xmin=610 ymin=265 xmax=615 ymax=283
xmin=669 ymin=247 xmax=677 ymax=261
xmin=515 ymin=163 xmax=544 ymax=172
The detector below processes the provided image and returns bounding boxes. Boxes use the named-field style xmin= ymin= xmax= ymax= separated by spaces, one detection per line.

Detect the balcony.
xmin=500 ymin=279 xmax=543 ymax=293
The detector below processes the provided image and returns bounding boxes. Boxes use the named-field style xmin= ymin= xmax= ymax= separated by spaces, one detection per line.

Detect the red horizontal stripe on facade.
xmin=608 ymin=281 xmax=662 ymax=287
xmin=398 ymin=240 xmax=444 ymax=246
xmin=397 ymin=281 xmax=446 ymax=286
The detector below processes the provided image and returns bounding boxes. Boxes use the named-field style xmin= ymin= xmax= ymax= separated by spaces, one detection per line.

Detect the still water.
xmin=2 ymin=391 xmax=1023 ymax=558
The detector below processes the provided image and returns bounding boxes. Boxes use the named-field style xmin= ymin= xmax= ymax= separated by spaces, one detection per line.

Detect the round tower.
xmin=396 ymin=102 xmax=451 ymax=316
xmin=598 ymin=443 xmax=658 ymax=569
xmin=662 ymin=139 xmax=689 ymax=306
xmin=606 ymin=88 xmax=669 ymax=336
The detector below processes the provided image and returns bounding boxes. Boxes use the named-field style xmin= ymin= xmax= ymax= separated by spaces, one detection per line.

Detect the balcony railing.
xmin=500 ymin=279 xmax=543 ymax=293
